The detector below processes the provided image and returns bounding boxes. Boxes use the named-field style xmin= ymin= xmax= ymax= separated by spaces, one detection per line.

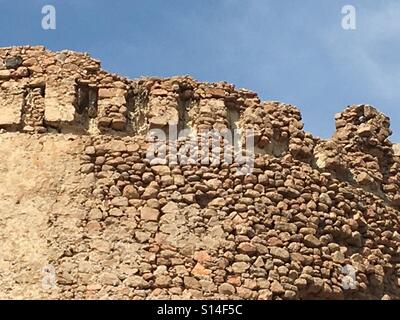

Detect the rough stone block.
xmin=44 ymin=82 xmax=76 ymax=123
xmin=0 ymin=88 xmax=24 ymax=126
xmin=98 ymin=87 xmax=125 ymax=99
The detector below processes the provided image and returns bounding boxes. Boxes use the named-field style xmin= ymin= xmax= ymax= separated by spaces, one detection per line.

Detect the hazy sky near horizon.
xmin=1 ymin=0 xmax=399 ymax=141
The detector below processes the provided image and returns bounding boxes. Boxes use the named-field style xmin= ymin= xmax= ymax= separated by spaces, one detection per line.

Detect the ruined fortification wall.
xmin=1 ymin=46 xmax=400 ymax=300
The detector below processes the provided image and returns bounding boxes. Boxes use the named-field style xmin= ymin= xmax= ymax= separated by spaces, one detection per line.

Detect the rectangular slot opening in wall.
xmin=227 ymin=106 xmax=240 ymax=131
xmin=27 ymin=84 xmax=45 ymax=97
xmin=76 ymin=83 xmax=98 ymax=116
xmin=127 ymin=89 xmax=149 ymax=136
xmin=178 ymin=99 xmax=190 ymax=132
xmin=75 ymin=82 xmax=98 ymax=130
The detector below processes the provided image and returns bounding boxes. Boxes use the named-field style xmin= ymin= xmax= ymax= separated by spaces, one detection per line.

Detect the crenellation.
xmin=1 ymin=46 xmax=400 ymax=300
xmin=314 ymin=104 xmax=400 ymax=207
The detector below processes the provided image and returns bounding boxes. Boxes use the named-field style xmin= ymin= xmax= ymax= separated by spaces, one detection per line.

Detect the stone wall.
xmin=1 ymin=46 xmax=400 ymax=300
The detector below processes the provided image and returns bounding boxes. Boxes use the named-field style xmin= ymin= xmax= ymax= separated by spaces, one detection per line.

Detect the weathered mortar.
xmin=1 ymin=46 xmax=400 ymax=300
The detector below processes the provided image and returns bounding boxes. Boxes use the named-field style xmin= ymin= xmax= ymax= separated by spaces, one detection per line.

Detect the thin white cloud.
xmin=325 ymin=2 xmax=400 ymax=101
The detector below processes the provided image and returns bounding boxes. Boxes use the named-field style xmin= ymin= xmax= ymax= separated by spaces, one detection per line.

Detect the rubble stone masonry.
xmin=1 ymin=46 xmax=400 ymax=300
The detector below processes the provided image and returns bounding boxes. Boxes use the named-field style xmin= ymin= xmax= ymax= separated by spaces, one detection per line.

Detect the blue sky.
xmin=1 ymin=0 xmax=399 ymax=141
